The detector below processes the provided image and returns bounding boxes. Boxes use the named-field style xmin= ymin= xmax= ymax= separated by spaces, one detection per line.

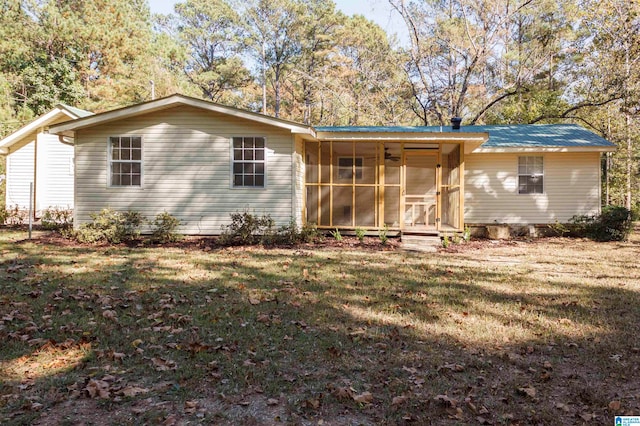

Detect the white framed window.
xmin=232 ymin=136 xmax=266 ymax=188
xmin=518 ymin=156 xmax=543 ymax=194
xmin=109 ymin=136 xmax=142 ymax=187
xmin=337 ymin=157 xmax=363 ymax=180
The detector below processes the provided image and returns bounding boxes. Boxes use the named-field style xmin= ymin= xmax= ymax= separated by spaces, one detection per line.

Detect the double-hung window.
xmin=518 ymin=156 xmax=543 ymax=194
xmin=109 ymin=136 xmax=142 ymax=186
xmin=232 ymin=137 xmax=265 ymax=188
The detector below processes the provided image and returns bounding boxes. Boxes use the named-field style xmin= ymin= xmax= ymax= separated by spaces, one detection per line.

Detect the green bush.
xmin=299 ymin=222 xmax=319 ymax=243
xmin=150 ymin=211 xmax=182 ymax=243
xmin=41 ymin=207 xmax=73 ymax=230
xmin=1 ymin=206 xmax=26 ymax=225
xmin=355 ymin=227 xmax=366 ymax=243
xmin=330 ymin=228 xmax=342 ymax=242
xmin=75 ymin=208 xmax=146 ymax=244
xmin=378 ymin=224 xmax=389 ymax=245
xmin=219 ymin=211 xmax=275 ymax=245
xmin=568 ymin=206 xmax=632 ymax=242
xmin=220 ymin=213 xmax=319 ymax=246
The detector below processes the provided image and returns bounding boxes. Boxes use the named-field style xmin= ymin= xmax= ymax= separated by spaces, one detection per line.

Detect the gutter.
xmin=58 ymin=135 xmax=75 ymax=146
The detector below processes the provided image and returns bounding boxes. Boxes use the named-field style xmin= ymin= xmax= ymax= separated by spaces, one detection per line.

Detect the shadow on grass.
xmin=1 ymin=232 xmax=639 ymax=425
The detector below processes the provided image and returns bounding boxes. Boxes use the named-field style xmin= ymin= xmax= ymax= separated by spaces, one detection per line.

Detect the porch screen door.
xmin=403 ymin=153 xmax=438 ymax=230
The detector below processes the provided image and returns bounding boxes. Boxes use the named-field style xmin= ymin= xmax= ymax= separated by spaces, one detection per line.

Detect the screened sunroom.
xmin=303 ymin=132 xmax=480 ymax=233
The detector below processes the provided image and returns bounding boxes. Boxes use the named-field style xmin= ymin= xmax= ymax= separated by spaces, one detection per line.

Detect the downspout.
xmin=57 ymin=133 xmax=77 ymax=228
xmin=32 ymin=135 xmax=37 ymax=220
xmin=58 ymin=135 xmax=75 ymax=146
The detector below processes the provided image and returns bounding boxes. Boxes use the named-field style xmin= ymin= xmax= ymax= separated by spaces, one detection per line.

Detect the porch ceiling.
xmin=314 ymin=130 xmax=488 ymax=154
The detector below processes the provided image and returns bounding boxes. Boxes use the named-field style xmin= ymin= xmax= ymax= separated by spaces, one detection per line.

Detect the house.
xmin=48 ymin=94 xmax=616 ymax=236
xmin=0 ymin=104 xmax=93 ymax=216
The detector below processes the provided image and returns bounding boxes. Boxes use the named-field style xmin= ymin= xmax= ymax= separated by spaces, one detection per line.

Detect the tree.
xmin=573 ymin=0 xmax=640 ymax=210
xmin=320 ymin=14 xmax=413 ymax=126
xmin=167 ymin=0 xmax=251 ymax=104
xmin=389 ymin=0 xmax=579 ymax=125
xmin=243 ymin=0 xmax=305 ymax=117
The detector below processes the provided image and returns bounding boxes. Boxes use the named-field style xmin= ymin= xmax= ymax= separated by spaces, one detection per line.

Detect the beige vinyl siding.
xmin=36 ymin=133 xmax=74 ymax=211
xmin=293 ymin=136 xmax=305 ymax=226
xmin=5 ymin=141 xmax=34 ymax=209
xmin=464 ymin=152 xmax=602 ymax=224
xmin=74 ymin=105 xmax=295 ymax=234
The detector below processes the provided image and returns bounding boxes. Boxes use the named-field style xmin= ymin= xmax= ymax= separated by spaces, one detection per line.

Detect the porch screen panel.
xmin=441 ymin=186 xmax=460 ymax=229
xmin=320 ymin=143 xmax=331 ymax=183
xmin=320 ymin=186 xmax=331 ymax=226
xmin=441 ymin=144 xmax=461 ymax=229
xmin=332 ymin=142 xmax=353 ymax=183
xmin=384 ymin=144 xmax=401 ymax=185
xmin=355 ymin=143 xmax=377 ymax=184
xmin=332 ymin=186 xmax=352 ymax=226
xmin=355 ymin=186 xmax=376 ymax=226
xmin=305 ymin=141 xmax=319 ymax=183
xmin=306 ymin=186 xmax=319 ymax=224
xmin=384 ymin=186 xmax=400 ymax=227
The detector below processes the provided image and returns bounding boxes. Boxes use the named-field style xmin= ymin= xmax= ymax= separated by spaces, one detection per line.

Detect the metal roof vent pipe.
xmin=451 ymin=117 xmax=462 ymax=130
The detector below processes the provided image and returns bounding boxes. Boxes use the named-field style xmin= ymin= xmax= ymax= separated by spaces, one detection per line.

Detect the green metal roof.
xmin=315 ymin=124 xmax=616 ymax=149
xmin=59 ymin=103 xmax=93 ymax=118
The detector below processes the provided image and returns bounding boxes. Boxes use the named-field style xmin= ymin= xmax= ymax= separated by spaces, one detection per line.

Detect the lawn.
xmin=0 ymin=228 xmax=639 ymax=425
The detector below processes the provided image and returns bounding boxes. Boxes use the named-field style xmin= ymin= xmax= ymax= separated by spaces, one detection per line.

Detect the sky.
xmin=147 ymin=0 xmax=409 ymax=46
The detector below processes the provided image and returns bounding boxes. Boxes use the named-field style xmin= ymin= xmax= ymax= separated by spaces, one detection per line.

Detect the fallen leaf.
xmin=151 ymin=357 xmax=177 ymax=371
xmin=163 ymin=414 xmax=178 ymax=426
xmin=305 ymin=398 xmax=320 ymax=409
xmin=267 ymin=398 xmax=279 ymax=406
xmin=434 ymin=394 xmax=457 ymax=407
xmin=102 ymin=310 xmax=118 ymax=322
xmin=517 ymin=386 xmax=537 ymax=398
xmin=392 ymin=395 xmax=408 ymax=405
xmin=353 ymin=391 xmax=373 ymax=404
xmin=332 ymin=386 xmax=353 ymax=400
xmin=249 ymin=297 xmax=261 ymax=305
xmin=120 ymin=386 xmax=149 ymax=397
xmin=609 ymin=400 xmax=621 ymax=411
xmin=185 ymin=400 xmax=198 ymax=414
xmin=85 ymin=379 xmax=110 ymax=399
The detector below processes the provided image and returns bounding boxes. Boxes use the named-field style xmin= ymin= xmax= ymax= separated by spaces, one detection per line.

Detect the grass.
xmin=0 ymin=228 xmax=639 ymax=425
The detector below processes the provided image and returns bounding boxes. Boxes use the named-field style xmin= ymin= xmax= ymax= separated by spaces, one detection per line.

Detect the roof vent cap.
xmin=451 ymin=117 xmax=462 ymax=130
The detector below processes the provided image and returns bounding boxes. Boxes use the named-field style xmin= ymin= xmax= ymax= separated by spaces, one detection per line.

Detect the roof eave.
xmin=49 ymin=94 xmax=314 ymax=136
xmin=0 ymin=106 xmax=80 ymax=152
xmin=315 ymin=130 xmax=488 ymax=141
xmin=472 ymin=146 xmax=617 ymax=153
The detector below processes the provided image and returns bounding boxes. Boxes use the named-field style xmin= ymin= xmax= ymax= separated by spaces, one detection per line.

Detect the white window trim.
xmin=337 ymin=156 xmax=364 ymax=181
xmin=107 ymin=136 xmax=143 ymax=188
xmin=517 ymin=155 xmax=544 ymax=195
xmin=230 ymin=136 xmax=267 ymax=189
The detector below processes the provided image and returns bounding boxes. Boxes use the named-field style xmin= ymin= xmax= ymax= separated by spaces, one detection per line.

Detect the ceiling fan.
xmin=385 ymin=147 xmax=400 ymax=162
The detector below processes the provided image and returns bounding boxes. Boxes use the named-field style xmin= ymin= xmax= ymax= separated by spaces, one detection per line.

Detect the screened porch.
xmin=303 ymin=140 xmax=464 ymax=232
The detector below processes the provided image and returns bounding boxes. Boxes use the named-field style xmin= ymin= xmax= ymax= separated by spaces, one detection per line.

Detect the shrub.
xmin=2 ymin=206 xmax=26 ymax=225
xmin=355 ymin=227 xmax=366 ymax=243
xmin=41 ymin=207 xmax=73 ymax=230
xmin=219 ymin=211 xmax=275 ymax=245
xmin=378 ymin=224 xmax=389 ymax=245
xmin=462 ymin=225 xmax=472 ymax=242
xmin=568 ymin=206 xmax=632 ymax=242
xmin=150 ymin=211 xmax=182 ymax=243
xmin=299 ymin=222 xmax=319 ymax=243
xmin=75 ymin=208 xmax=146 ymax=244
xmin=589 ymin=206 xmax=632 ymax=241
xmin=330 ymin=228 xmax=342 ymax=242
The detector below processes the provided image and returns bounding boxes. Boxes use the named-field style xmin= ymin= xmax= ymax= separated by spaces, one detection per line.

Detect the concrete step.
xmin=401 ymin=234 xmax=442 ymax=252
